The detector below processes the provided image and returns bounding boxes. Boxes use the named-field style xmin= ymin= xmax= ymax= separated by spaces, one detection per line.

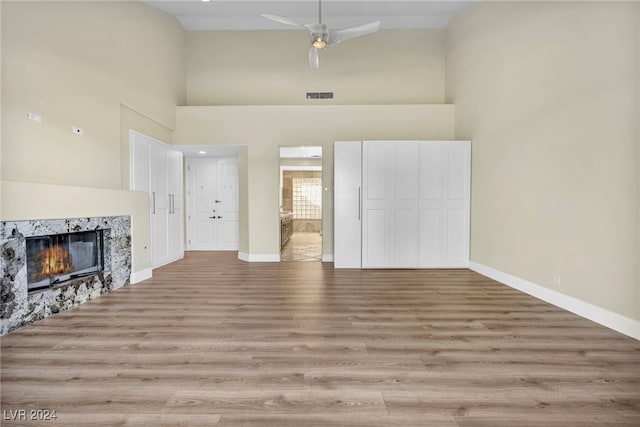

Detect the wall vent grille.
xmin=306 ymin=92 xmax=334 ymax=100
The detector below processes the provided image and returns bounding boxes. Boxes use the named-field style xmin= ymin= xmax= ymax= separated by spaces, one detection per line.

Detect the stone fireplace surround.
xmin=0 ymin=216 xmax=131 ymax=335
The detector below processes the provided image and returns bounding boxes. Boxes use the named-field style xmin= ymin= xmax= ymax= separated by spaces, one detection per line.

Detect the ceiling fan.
xmin=262 ymin=0 xmax=381 ymax=69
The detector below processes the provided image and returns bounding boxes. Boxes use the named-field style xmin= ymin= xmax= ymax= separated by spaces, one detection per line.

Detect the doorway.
xmin=279 ymin=146 xmax=323 ymax=262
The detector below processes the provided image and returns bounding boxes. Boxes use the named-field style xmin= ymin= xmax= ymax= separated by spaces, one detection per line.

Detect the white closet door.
xmin=150 ymin=144 xmax=170 ymax=266
xmin=362 ymin=141 xmax=419 ymax=268
xmin=418 ymin=141 xmax=470 ymax=267
xmin=130 ymin=130 xmax=185 ymax=269
xmin=166 ymin=150 xmax=184 ymax=260
xmin=334 ymin=141 xmax=362 ymax=268
xmin=390 ymin=142 xmax=419 ymax=267
xmin=130 ymin=136 xmax=150 ymax=193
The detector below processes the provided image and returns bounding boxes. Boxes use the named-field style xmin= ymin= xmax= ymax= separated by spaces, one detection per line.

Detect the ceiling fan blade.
xmin=304 ymin=23 xmax=324 ymax=33
xmin=309 ymin=46 xmax=320 ymax=69
xmin=261 ymin=14 xmax=303 ymax=27
xmin=328 ymin=21 xmax=381 ymax=47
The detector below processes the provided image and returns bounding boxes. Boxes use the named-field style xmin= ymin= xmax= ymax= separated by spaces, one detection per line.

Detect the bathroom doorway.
xmin=279 ymin=146 xmax=323 ymax=262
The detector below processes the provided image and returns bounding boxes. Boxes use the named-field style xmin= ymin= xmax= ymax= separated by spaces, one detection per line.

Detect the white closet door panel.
xmin=419 ymin=143 xmax=441 ymax=201
xmin=362 ymin=141 xmax=390 ymax=268
xmin=446 ymin=209 xmax=466 ymax=263
xmin=393 ymin=208 xmax=418 ymax=267
xmin=417 ymin=140 xmax=470 ymax=268
xmin=394 ymin=144 xmax=419 ymax=200
xmin=167 ymin=151 xmax=184 ymax=259
xmin=150 ymin=145 xmax=170 ymax=266
xmin=391 ymin=142 xmax=419 ymax=266
xmin=363 ymin=141 xmax=419 ymax=268
xmin=418 ymin=209 xmax=440 ymax=266
xmin=334 ymin=142 xmax=362 ymax=268
xmin=365 ymin=144 xmax=386 ymax=201
xmin=130 ymin=138 xmax=150 ymax=192
xmin=447 ymin=143 xmax=467 ymax=202
xmin=365 ymin=209 xmax=386 ymax=265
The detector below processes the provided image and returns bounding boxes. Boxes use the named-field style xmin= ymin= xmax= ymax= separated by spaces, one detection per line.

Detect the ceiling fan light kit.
xmin=312 ymin=31 xmax=328 ymax=50
xmin=262 ymin=0 xmax=380 ymax=69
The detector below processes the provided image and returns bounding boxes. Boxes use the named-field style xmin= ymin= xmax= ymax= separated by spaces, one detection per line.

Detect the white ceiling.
xmin=179 ymin=144 xmax=242 ymax=158
xmin=280 ymin=146 xmax=323 ymax=159
xmin=145 ymin=1 xmax=475 ymax=31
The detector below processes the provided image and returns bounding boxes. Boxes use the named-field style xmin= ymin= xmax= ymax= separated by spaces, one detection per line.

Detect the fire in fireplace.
xmin=26 ymin=230 xmax=104 ymax=293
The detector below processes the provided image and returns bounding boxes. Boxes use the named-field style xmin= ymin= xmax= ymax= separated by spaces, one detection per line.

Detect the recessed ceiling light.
xmin=201 ymin=0 xmax=210 ymax=2
xmin=198 ymin=151 xmax=207 ymax=155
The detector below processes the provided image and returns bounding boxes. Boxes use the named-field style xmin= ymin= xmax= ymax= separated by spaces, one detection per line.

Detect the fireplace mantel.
xmin=0 ymin=216 xmax=131 ymax=335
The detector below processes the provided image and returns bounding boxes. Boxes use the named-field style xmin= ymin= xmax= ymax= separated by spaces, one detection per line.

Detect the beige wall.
xmin=1 ymin=1 xmax=186 ymax=275
xmin=175 ymin=105 xmax=455 ymax=257
xmin=446 ymin=1 xmax=639 ymax=320
xmin=186 ymin=30 xmax=445 ymax=105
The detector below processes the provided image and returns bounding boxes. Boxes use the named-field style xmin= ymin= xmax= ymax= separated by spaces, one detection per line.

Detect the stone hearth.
xmin=0 ymin=216 xmax=131 ymax=335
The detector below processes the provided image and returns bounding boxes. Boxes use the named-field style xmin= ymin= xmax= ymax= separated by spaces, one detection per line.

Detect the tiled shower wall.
xmin=282 ymin=171 xmax=322 ymax=233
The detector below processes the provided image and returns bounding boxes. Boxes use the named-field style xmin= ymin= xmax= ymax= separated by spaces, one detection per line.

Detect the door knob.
xmin=209 ymin=216 xmax=216 ymax=219
xmin=217 ymin=216 xmax=223 ymax=219
xmin=215 ymin=200 xmax=221 ymax=203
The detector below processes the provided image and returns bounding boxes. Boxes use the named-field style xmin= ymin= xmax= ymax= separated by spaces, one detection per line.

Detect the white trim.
xmin=238 ymin=252 xmax=280 ymax=262
xmin=152 ymin=253 xmax=184 ymax=269
xmin=470 ymin=261 xmax=640 ymax=341
xmin=322 ymin=254 xmax=334 ymax=262
xmin=130 ymin=268 xmax=152 ymax=284
xmin=280 ymin=165 xmax=323 ymax=172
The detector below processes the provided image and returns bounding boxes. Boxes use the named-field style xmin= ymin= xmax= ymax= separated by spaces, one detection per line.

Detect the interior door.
xmin=333 ymin=141 xmax=362 ymax=268
xmin=362 ymin=141 xmax=419 ymax=268
xmin=418 ymin=141 xmax=471 ymax=267
xmin=187 ymin=157 xmax=239 ymax=250
xmin=150 ymin=144 xmax=169 ymax=266
xmin=166 ymin=150 xmax=184 ymax=259
xmin=187 ymin=158 xmax=218 ymax=250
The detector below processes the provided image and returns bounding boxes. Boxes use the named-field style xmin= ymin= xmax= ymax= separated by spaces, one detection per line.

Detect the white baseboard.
xmin=470 ymin=261 xmax=640 ymax=341
xmin=130 ymin=268 xmax=152 ymax=284
xmin=238 ymin=252 xmax=280 ymax=262
xmin=322 ymin=254 xmax=334 ymax=262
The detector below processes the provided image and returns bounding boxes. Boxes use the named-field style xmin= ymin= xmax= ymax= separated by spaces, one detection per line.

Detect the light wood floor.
xmin=1 ymin=252 xmax=639 ymax=426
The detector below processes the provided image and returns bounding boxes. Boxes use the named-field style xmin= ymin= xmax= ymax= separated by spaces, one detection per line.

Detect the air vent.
xmin=306 ymin=92 xmax=334 ymax=100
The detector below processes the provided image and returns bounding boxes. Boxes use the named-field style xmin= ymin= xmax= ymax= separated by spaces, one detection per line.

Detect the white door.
xmin=362 ymin=141 xmax=419 ymax=268
xmin=187 ymin=157 xmax=239 ymax=250
xmin=333 ymin=141 xmax=362 ymax=268
xmin=418 ymin=141 xmax=470 ymax=267
xmin=166 ymin=150 xmax=184 ymax=260
xmin=150 ymin=144 xmax=170 ymax=266
xmin=130 ymin=130 xmax=185 ymax=269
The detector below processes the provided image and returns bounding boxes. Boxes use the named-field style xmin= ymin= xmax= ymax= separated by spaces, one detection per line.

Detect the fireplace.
xmin=26 ymin=230 xmax=105 ymax=293
xmin=1 ymin=216 xmax=130 ymax=335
